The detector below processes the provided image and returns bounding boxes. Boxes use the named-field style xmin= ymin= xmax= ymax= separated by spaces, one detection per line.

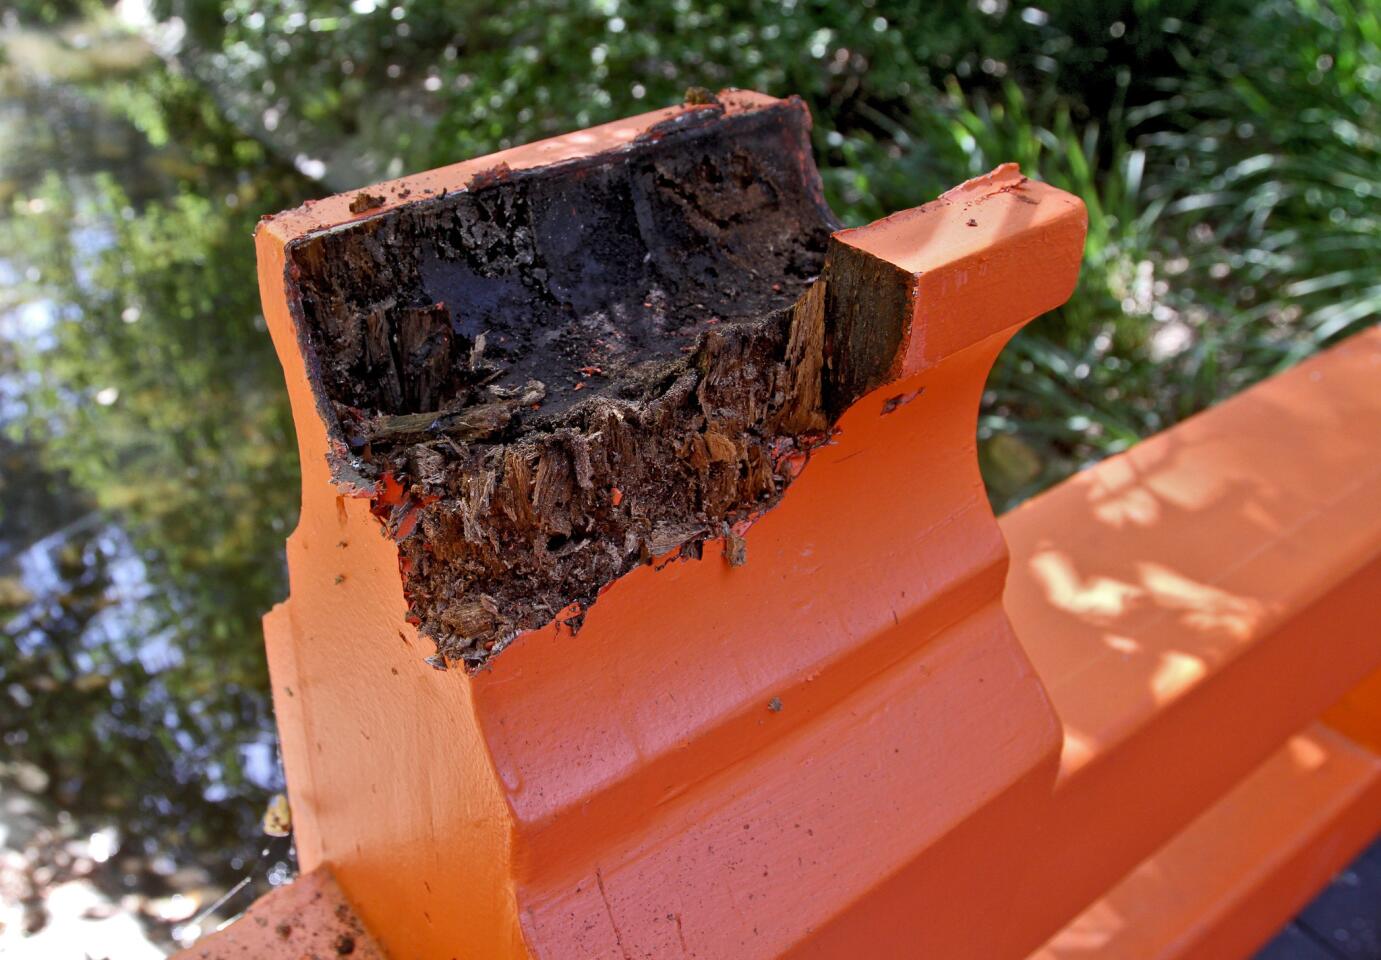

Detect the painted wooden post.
xmin=179 ymin=91 xmax=1381 ymax=959
xmin=234 ymin=91 xmax=1082 ymax=957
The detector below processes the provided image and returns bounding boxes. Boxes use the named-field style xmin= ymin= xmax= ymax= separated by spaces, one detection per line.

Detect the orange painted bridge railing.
xmin=180 ymin=91 xmax=1381 ymax=960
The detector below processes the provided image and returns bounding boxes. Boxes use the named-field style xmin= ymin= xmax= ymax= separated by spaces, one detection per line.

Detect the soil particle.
xmin=683 ymin=86 xmax=721 ymax=107
xmin=881 ymin=388 xmax=923 ymax=415
xmin=724 ymin=526 xmax=748 ymax=567
xmin=349 ymin=192 xmax=386 ymax=214
xmin=284 ymin=96 xmax=905 ymax=668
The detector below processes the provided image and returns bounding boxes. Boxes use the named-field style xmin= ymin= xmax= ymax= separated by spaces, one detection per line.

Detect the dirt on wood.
xmin=282 ymin=97 xmax=904 ymax=669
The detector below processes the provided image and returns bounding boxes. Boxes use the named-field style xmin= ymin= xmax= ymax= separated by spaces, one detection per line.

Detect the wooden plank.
xmin=1031 ymin=725 xmax=1381 ymax=960
xmin=999 ymin=328 xmax=1381 ymax=956
xmin=172 ymin=869 xmax=385 ymax=960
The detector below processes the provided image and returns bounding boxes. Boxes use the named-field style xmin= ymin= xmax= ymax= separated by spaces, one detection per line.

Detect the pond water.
xmin=0 ymin=12 xmax=315 ymax=952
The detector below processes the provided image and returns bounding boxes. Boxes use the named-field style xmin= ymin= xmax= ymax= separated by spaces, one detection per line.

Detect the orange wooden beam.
xmin=175 ymin=868 xmax=386 ymax=959
xmin=1034 ymin=724 xmax=1381 ymax=960
xmin=183 ymin=90 xmax=1381 ymax=959
xmin=238 ymin=92 xmax=1087 ymax=959
xmin=1000 ymin=327 xmax=1381 ymax=956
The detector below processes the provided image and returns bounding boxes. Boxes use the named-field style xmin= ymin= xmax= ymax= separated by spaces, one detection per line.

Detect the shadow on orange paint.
xmin=998 ymin=328 xmax=1381 ymax=956
xmin=1003 ymin=330 xmax=1381 ymax=763
xmin=195 ymin=82 xmax=1381 ymax=959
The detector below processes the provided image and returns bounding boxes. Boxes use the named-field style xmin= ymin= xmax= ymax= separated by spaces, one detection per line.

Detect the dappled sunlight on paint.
xmin=1077 ymin=431 xmax=1293 ymax=543
xmin=1286 ymin=734 xmax=1329 ymax=772
xmin=1037 ymin=897 xmax=1128 ymax=955
xmin=1138 ymin=562 xmax=1265 ymax=641
xmin=1028 ymin=550 xmax=1266 ymax=646
xmin=1028 ymin=550 xmax=1144 ymax=622
xmin=1034 ymin=727 xmax=1381 ymax=959
xmin=1039 ymin=859 xmax=1178 ymax=957
xmin=1091 ymin=485 xmax=1160 ymax=529
xmin=1141 ymin=457 xmax=1238 ymax=515
xmin=1061 ymin=727 xmax=1098 ymax=772
xmin=1240 ymin=499 xmax=1286 ymax=537
xmin=1002 ymin=332 xmax=1381 ymax=959
xmin=1027 ymin=546 xmax=1272 ymax=767
xmin=1102 ymin=634 xmax=1140 ymax=656
xmin=1081 ymin=457 xmax=1165 ymax=530
xmin=1150 ymin=650 xmax=1208 ymax=703
xmin=1055 ymin=649 xmax=1212 ymax=775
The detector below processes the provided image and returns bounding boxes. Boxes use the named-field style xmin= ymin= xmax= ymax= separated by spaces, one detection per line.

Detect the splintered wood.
xmin=280 ymin=97 xmax=913 ymax=667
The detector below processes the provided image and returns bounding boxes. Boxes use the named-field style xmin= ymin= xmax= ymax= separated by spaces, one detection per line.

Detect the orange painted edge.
xmin=836 ymin=163 xmax=1087 ymax=374
xmin=170 ymin=868 xmax=386 ymax=960
xmin=254 ymin=189 xmax=527 ymax=959
xmin=1325 ymin=666 xmax=1381 ymax=755
xmin=1033 ymin=724 xmax=1381 ymax=960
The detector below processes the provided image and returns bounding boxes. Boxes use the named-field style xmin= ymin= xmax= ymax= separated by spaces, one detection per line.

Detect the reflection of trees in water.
xmin=1 ymin=12 xmax=314 ymax=944
xmin=0 ymin=520 xmax=276 ymax=945
xmin=4 ymin=520 xmax=277 ymax=860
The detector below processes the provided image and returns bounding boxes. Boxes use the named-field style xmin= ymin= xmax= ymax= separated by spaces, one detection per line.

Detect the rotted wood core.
xmin=283 ymin=96 xmax=911 ymax=668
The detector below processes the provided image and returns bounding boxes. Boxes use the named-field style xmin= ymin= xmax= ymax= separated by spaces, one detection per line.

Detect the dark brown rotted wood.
xmin=278 ymin=94 xmax=926 ymax=669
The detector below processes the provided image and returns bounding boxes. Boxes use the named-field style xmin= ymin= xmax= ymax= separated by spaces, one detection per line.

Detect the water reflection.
xmin=1 ymin=10 xmax=311 ymax=951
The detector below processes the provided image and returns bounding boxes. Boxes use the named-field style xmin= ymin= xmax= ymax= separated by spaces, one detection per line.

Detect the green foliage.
xmin=11 ymin=171 xmax=299 ymax=648
xmin=4 ymin=0 xmax=96 ymax=26
xmin=950 ymin=1 xmax=1380 ymax=505
xmin=155 ymin=0 xmax=1245 ymax=200
xmin=1151 ymin=0 xmax=1381 ymax=364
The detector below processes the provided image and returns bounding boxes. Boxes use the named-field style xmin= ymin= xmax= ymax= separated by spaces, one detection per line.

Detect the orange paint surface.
xmin=171 ymin=868 xmax=385 ymax=960
xmin=1033 ymin=724 xmax=1381 ymax=960
xmin=999 ymin=327 xmax=1381 ymax=957
xmin=249 ymin=91 xmax=1087 ymax=958
xmin=219 ymin=89 xmax=1381 ymax=959
xmin=1325 ymin=666 xmax=1381 ymax=755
